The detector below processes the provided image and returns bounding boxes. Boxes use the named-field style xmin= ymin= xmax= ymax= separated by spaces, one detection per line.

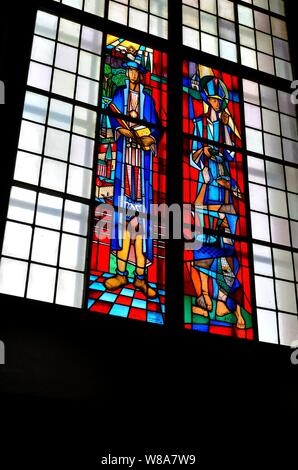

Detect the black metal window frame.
xmin=0 ymin=0 xmax=297 ymax=345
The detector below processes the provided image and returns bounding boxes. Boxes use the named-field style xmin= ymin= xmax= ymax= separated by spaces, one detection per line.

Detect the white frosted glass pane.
xmin=266 ymin=161 xmax=285 ymax=189
xmin=200 ymin=11 xmax=217 ymax=35
xmin=67 ymin=166 xmax=92 ymax=199
xmin=246 ymin=128 xmax=263 ymax=154
xmin=264 ymin=134 xmax=282 ymax=159
xmin=2 ymin=222 xmax=32 ymax=260
xmin=249 ymin=183 xmax=268 ymax=212
xmin=288 ymin=194 xmax=298 ymax=221
xmin=270 ymin=216 xmax=290 ymax=246
xmin=85 ymin=0 xmax=105 ymax=17
xmin=129 ymin=8 xmax=148 ymax=32
xmin=200 ymin=0 xmax=216 ymax=14
xmin=183 ymin=27 xmax=200 ymax=50
xmin=201 ymin=33 xmax=218 ymax=56
xmin=52 ymin=70 xmax=76 ymax=99
xmin=278 ymin=91 xmax=296 ymax=117
xmin=283 ymin=139 xmax=298 ymax=164
xmin=19 ymin=121 xmax=45 ymax=154
xmin=131 ymin=0 xmax=148 ymax=9
xmin=243 ymin=79 xmax=259 ymax=105
xmin=270 ymin=0 xmax=285 ymax=16
xmin=45 ymin=128 xmax=70 ymax=161
xmin=260 ymin=85 xmax=278 ymax=110
xmin=256 ymin=31 xmax=273 ymax=54
xmin=294 ymin=253 xmax=298 ymax=279
xmin=63 ymin=200 xmax=89 ymax=236
xmin=31 ymin=228 xmax=60 ymax=266
xmin=56 ymin=270 xmax=84 ymax=308
xmin=273 ymin=249 xmax=294 ymax=281
xmin=253 ymin=244 xmax=273 ymax=276
xmin=48 ymin=99 xmax=73 ymax=131
xmin=70 ymin=135 xmax=94 ymax=168
xmin=8 ymin=187 xmax=36 ymax=224
xmin=58 ymin=19 xmax=81 ymax=47
xmin=276 ymin=281 xmax=297 ymax=313
xmin=238 ymin=5 xmax=254 ymax=27
xmin=255 ymin=275 xmax=276 ymax=309
xmin=278 ymin=313 xmax=298 ymax=347
xmin=63 ymin=0 xmax=83 ymax=8
xmin=254 ymin=0 xmax=269 ymax=8
xmin=257 ymin=53 xmax=275 ymax=76
xmin=41 ymin=159 xmax=67 ymax=192
xmin=150 ymin=15 xmax=167 ymax=39
xmin=280 ymin=115 xmax=298 ymax=140
xmin=73 ymin=106 xmax=96 ymax=137
xmin=109 ymin=2 xmax=128 ymax=25
xmin=291 ymin=221 xmax=298 ymax=249
xmin=273 ymin=38 xmax=290 ymax=60
xmin=241 ymin=47 xmax=257 ymax=69
xmin=35 ymin=11 xmax=58 ymax=40
xmin=271 ymin=17 xmax=288 ymax=40
xmin=28 ymin=62 xmax=52 ymax=91
xmin=219 ymin=19 xmax=236 ymax=42
xmin=275 ymin=59 xmax=293 ymax=81
xmin=27 ymin=264 xmax=56 ymax=303
xmin=76 ymin=77 xmax=99 ymax=106
xmin=268 ymin=188 xmax=288 ymax=217
xmin=184 ymin=0 xmax=199 ymax=6
xmin=219 ymin=40 xmax=237 ymax=62
xmin=245 ymin=103 xmax=262 ymax=129
xmin=81 ymin=27 xmax=102 ymax=55
xmin=254 ymin=11 xmax=270 ymax=33
xmin=251 ymin=212 xmax=270 ymax=241
xmin=285 ymin=167 xmax=298 ymax=193
xmin=14 ymin=152 xmax=42 ymax=186
xmin=248 ymin=156 xmax=265 ymax=184
xmin=0 ymin=258 xmax=28 ymax=297
xmin=31 ymin=36 xmax=55 ymax=65
xmin=78 ymin=51 xmax=101 ymax=80
xmin=60 ymin=234 xmax=87 ymax=271
xmin=36 ymin=193 xmax=63 ymax=230
xmin=55 ymin=44 xmax=78 ymax=73
xmin=150 ymin=0 xmax=167 ymax=18
xmin=240 ymin=26 xmax=255 ymax=48
xmin=257 ymin=309 xmax=279 ymax=344
xmin=23 ymin=92 xmax=48 ymax=124
xmin=218 ymin=0 xmax=234 ymax=21
xmin=262 ymin=109 xmax=280 ymax=135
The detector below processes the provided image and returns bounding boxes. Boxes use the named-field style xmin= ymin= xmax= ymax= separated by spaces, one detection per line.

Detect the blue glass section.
xmin=109 ymin=304 xmax=130 ymax=318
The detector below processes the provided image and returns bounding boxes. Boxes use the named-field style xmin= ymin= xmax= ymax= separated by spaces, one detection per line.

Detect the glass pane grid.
xmin=53 ymin=0 xmax=106 ymax=18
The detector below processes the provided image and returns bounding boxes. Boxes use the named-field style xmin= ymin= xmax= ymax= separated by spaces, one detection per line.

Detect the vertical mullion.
xmin=166 ymin=0 xmax=183 ymax=331
xmin=83 ymin=4 xmax=109 ymax=309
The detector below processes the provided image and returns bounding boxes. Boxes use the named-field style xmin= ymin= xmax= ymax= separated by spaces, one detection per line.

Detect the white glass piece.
xmin=129 ymin=8 xmax=148 ymax=32
xmin=270 ymin=216 xmax=290 ymax=246
xmin=85 ymin=0 xmax=105 ymax=16
xmin=150 ymin=0 xmax=168 ymax=18
xmin=63 ymin=200 xmax=89 ymax=236
xmin=264 ymin=134 xmax=282 ymax=159
xmin=238 ymin=5 xmax=254 ymax=27
xmin=249 ymin=183 xmax=268 ymax=212
xmin=81 ymin=27 xmax=103 ymax=55
xmin=59 ymin=234 xmax=87 ymax=271
xmin=58 ymin=19 xmax=81 ymax=47
xmin=276 ymin=281 xmax=297 ymax=313
xmin=36 ymin=193 xmax=63 ymax=230
xmin=78 ymin=51 xmax=101 ymax=80
xmin=76 ymin=77 xmax=99 ymax=106
xmin=248 ymin=156 xmax=265 ymax=185
xmin=14 ymin=152 xmax=42 ymax=186
xmin=31 ymin=36 xmax=55 ymax=65
xmin=183 ymin=27 xmax=200 ymax=50
xmin=218 ymin=0 xmax=234 ymax=21
xmin=18 ymin=121 xmax=45 ymax=155
xmin=44 ymin=128 xmax=70 ymax=161
xmin=109 ymin=2 xmax=128 ymax=25
xmin=246 ymin=128 xmax=263 ymax=154
xmin=219 ymin=40 xmax=237 ymax=62
xmin=273 ymin=249 xmax=294 ymax=281
xmin=70 ymin=135 xmax=94 ymax=168
xmin=40 ymin=158 xmax=67 ymax=192
xmin=262 ymin=109 xmax=280 ymax=135
xmin=31 ymin=228 xmax=60 ymax=266
xmin=55 ymin=43 xmax=78 ymax=73
xmin=150 ymin=15 xmax=168 ymax=39
xmin=257 ymin=309 xmax=279 ymax=344
xmin=35 ymin=11 xmax=58 ymax=40
xmin=268 ymin=188 xmax=288 ymax=217
xmin=245 ymin=103 xmax=262 ymax=129
xmin=67 ymin=165 xmax=92 ymax=199
xmin=27 ymin=264 xmax=56 ymax=303
xmin=48 ymin=99 xmax=73 ymax=131
xmin=28 ymin=62 xmax=52 ymax=91
xmin=8 ymin=187 xmax=36 ymax=224
xmin=253 ymin=244 xmax=273 ymax=276
xmin=56 ymin=269 xmax=84 ymax=308
xmin=251 ymin=212 xmax=270 ymax=241
xmin=52 ymin=69 xmax=76 ymax=99
xmin=0 ymin=258 xmax=28 ymax=297
xmin=201 ymin=33 xmax=218 ymax=56
xmin=2 ymin=222 xmax=32 ymax=260
xmin=241 ymin=47 xmax=257 ymax=69
xmin=266 ymin=161 xmax=285 ymax=189
xmin=23 ymin=92 xmax=48 ymax=124
xmin=255 ymin=275 xmax=276 ymax=309
xmin=278 ymin=313 xmax=298 ymax=347
xmin=73 ymin=106 xmax=96 ymax=137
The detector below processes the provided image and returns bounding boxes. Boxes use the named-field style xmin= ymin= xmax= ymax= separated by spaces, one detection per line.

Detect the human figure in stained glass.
xmin=190 ymin=75 xmax=245 ymax=328
xmin=104 ymin=61 xmax=161 ymax=298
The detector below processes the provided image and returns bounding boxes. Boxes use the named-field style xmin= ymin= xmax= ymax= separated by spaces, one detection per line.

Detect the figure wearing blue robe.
xmin=109 ymin=80 xmax=161 ymax=265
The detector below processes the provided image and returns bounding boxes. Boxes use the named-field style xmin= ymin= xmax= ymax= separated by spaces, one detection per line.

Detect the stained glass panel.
xmin=183 ymin=61 xmax=253 ymax=339
xmin=88 ymin=36 xmax=167 ymax=324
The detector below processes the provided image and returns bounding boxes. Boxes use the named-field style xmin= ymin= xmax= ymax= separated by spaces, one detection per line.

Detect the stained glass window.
xmin=183 ymin=61 xmax=253 ymax=339
xmin=88 ymin=35 xmax=167 ymax=324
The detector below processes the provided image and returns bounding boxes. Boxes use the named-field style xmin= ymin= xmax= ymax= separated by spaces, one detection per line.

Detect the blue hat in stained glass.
xmin=200 ymin=76 xmax=229 ymax=110
xmin=122 ymin=60 xmax=147 ymax=73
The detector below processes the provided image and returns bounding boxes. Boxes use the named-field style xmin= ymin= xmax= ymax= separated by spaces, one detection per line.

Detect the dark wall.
xmin=0 ymin=1 xmax=298 ymax=466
